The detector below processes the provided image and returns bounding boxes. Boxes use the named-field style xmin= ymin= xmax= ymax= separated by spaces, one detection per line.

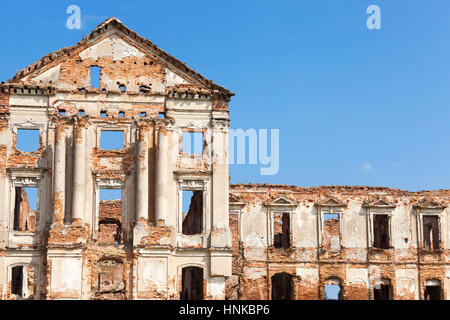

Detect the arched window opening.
xmin=180 ymin=266 xmax=203 ymax=300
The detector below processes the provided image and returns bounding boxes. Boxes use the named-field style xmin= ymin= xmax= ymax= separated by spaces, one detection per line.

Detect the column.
xmin=72 ymin=121 xmax=85 ymax=223
xmin=136 ymin=124 xmax=149 ymax=221
xmin=211 ymin=120 xmax=230 ymax=230
xmin=155 ymin=128 xmax=168 ymax=225
xmin=53 ymin=124 xmax=66 ymax=223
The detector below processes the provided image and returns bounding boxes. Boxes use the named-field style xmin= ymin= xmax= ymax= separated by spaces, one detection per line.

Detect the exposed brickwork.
xmin=0 ymin=17 xmax=446 ymax=301
xmin=228 ymin=184 xmax=449 ymax=300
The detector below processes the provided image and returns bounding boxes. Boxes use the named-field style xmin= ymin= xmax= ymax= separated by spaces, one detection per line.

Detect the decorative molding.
xmin=94 ymin=173 xmax=126 ymax=188
xmin=8 ymin=168 xmax=46 ymax=187
xmin=265 ymin=194 xmax=297 ymax=209
xmin=317 ymin=195 xmax=346 ymax=208
xmin=414 ymin=198 xmax=446 ymax=209
xmin=96 ymin=178 xmax=124 ymax=188
xmin=13 ymin=177 xmax=40 ymax=186
xmin=211 ymin=119 xmax=229 ymax=133
xmin=181 ymin=121 xmax=203 ymax=131
xmin=10 ymin=119 xmax=45 ymax=133
xmin=165 ymin=119 xmax=177 ymax=131
xmin=179 ymin=179 xmax=206 ymax=190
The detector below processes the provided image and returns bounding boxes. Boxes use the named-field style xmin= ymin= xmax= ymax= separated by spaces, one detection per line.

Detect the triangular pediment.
xmin=269 ymin=195 xmax=297 ymax=206
xmin=362 ymin=195 xmax=395 ymax=208
xmin=319 ymin=195 xmax=345 ymax=207
xmin=229 ymin=194 xmax=243 ymax=203
xmin=274 ymin=198 xmax=291 ymax=204
xmin=416 ymin=198 xmax=445 ymax=209
xmin=371 ymin=199 xmax=394 ymax=207
xmin=8 ymin=18 xmax=233 ymax=97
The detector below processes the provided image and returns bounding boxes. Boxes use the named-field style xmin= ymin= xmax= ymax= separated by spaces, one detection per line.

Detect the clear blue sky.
xmin=1 ymin=0 xmax=449 ymax=191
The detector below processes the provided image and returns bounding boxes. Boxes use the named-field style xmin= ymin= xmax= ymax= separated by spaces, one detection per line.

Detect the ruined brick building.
xmin=0 ymin=18 xmax=448 ymax=300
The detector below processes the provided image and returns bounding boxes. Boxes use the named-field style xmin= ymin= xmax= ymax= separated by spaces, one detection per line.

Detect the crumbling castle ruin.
xmin=0 ymin=18 xmax=448 ymax=300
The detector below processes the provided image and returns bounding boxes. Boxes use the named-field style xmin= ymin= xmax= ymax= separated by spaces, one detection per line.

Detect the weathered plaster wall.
xmin=228 ymin=184 xmax=450 ymax=300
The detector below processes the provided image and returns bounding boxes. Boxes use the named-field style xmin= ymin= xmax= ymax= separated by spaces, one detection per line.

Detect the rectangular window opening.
xmin=182 ymin=131 xmax=204 ymax=155
xmin=425 ymin=285 xmax=441 ymax=300
xmin=90 ymin=66 xmax=100 ymax=88
xmin=16 ymin=129 xmax=40 ymax=152
xmin=98 ymin=189 xmax=122 ymax=245
xmin=322 ymin=213 xmax=340 ymax=252
xmin=274 ymin=213 xmax=290 ymax=249
xmin=139 ymin=85 xmax=151 ymax=93
xmin=423 ymin=216 xmax=439 ymax=250
xmin=180 ymin=267 xmax=203 ymax=300
xmin=374 ymin=283 xmax=392 ymax=300
xmin=11 ymin=266 xmax=23 ymax=297
xmin=182 ymin=190 xmax=203 ymax=235
xmin=100 ymin=130 xmax=124 ymax=150
xmin=324 ymin=213 xmax=339 ymax=221
xmin=373 ymin=214 xmax=389 ymax=249
xmin=271 ymin=273 xmax=293 ymax=300
xmin=13 ymin=187 xmax=38 ymax=232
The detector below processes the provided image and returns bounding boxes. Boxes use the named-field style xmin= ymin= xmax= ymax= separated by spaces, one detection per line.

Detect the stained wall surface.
xmin=0 ymin=18 xmax=448 ymax=300
xmin=227 ymin=184 xmax=450 ymax=300
xmin=0 ymin=17 xmax=232 ymax=300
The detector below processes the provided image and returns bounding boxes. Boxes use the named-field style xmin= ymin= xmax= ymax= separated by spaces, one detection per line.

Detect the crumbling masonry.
xmin=0 ymin=18 xmax=448 ymax=300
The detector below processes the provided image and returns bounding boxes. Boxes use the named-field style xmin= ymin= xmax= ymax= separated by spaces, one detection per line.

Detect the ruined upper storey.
xmin=229 ymin=183 xmax=450 ymax=256
xmin=0 ymin=17 xmax=233 ymax=116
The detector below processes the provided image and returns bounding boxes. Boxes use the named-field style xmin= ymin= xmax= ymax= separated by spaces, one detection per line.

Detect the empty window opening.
xmin=182 ymin=131 xmax=204 ymax=155
xmin=182 ymin=190 xmax=203 ymax=235
xmin=180 ymin=267 xmax=203 ymax=300
xmin=158 ymin=112 xmax=165 ymax=119
xmin=323 ymin=278 xmax=342 ymax=300
xmin=94 ymin=259 xmax=125 ymax=300
xmin=119 ymin=84 xmax=126 ymax=93
xmin=139 ymin=85 xmax=151 ymax=93
xmin=101 ymin=110 xmax=107 ymax=118
xmin=90 ymin=66 xmax=100 ymax=88
xmin=100 ymin=130 xmax=124 ymax=150
xmin=423 ymin=216 xmax=439 ymax=250
xmin=140 ymin=112 xmax=146 ymax=117
xmin=98 ymin=189 xmax=122 ymax=245
xmin=271 ymin=273 xmax=293 ymax=300
xmin=374 ymin=280 xmax=392 ymax=300
xmin=13 ymin=187 xmax=37 ymax=232
xmin=118 ymin=111 xmax=124 ymax=118
xmin=322 ymin=213 xmax=340 ymax=251
xmin=78 ymin=109 xmax=85 ymax=116
xmin=324 ymin=213 xmax=339 ymax=221
xmin=11 ymin=266 xmax=23 ymax=297
xmin=99 ymin=188 xmax=121 ymax=200
xmin=373 ymin=214 xmax=389 ymax=249
xmin=16 ymin=129 xmax=40 ymax=152
xmin=424 ymin=281 xmax=442 ymax=300
xmin=274 ymin=213 xmax=290 ymax=249
xmin=58 ymin=109 xmax=66 ymax=116
xmin=324 ymin=284 xmax=341 ymax=300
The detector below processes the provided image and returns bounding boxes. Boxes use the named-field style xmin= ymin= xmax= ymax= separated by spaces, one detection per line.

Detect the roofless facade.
xmin=0 ymin=18 xmax=448 ymax=300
